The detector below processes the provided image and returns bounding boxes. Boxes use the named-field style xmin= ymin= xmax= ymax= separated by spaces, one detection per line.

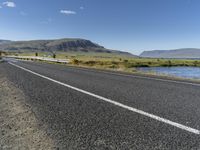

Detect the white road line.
xmin=8 ymin=62 xmax=200 ymax=135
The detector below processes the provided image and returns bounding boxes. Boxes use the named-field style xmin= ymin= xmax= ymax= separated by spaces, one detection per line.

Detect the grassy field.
xmin=5 ymin=51 xmax=200 ymax=73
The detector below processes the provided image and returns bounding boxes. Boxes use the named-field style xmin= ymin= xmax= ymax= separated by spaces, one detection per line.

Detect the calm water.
xmin=137 ymin=67 xmax=200 ymax=79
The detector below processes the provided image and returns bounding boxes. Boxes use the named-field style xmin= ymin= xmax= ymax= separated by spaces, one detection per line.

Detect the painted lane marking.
xmin=8 ymin=62 xmax=200 ymax=135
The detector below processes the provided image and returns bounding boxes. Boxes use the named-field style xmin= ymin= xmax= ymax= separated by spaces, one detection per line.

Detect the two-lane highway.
xmin=1 ymin=59 xmax=200 ymax=149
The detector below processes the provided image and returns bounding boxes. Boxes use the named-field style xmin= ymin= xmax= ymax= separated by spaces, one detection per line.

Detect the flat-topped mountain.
xmin=0 ymin=38 xmax=135 ymax=56
xmin=140 ymin=48 xmax=200 ymax=58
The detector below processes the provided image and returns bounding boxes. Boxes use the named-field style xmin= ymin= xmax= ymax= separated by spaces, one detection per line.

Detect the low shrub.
xmin=123 ymin=59 xmax=128 ymax=63
xmin=84 ymin=60 xmax=96 ymax=65
xmin=72 ymin=59 xmax=79 ymax=65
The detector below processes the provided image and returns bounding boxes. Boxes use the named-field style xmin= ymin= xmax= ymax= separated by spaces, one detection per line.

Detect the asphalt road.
xmin=1 ymin=59 xmax=200 ymax=149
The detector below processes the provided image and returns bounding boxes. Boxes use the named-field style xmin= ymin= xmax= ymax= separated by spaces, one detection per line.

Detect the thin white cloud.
xmin=60 ymin=10 xmax=76 ymax=15
xmin=40 ymin=18 xmax=53 ymax=24
xmin=3 ymin=1 xmax=16 ymax=8
xmin=0 ymin=6 xmax=2 ymax=8
xmin=20 ymin=11 xmax=27 ymax=16
xmin=80 ymin=6 xmax=84 ymax=10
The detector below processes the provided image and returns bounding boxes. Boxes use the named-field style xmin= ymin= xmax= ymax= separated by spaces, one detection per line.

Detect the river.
xmin=137 ymin=67 xmax=200 ymax=80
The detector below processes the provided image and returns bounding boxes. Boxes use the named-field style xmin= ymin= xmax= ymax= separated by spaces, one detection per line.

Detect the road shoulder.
xmin=0 ymin=69 xmax=54 ymax=149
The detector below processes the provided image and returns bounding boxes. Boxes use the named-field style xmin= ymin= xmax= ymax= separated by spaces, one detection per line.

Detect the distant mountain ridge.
xmin=0 ymin=38 xmax=134 ymax=56
xmin=140 ymin=48 xmax=200 ymax=58
xmin=0 ymin=40 xmax=11 ymax=45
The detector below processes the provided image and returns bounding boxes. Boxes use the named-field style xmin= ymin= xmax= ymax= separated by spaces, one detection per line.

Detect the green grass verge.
xmin=6 ymin=51 xmax=200 ymax=69
xmin=10 ymin=51 xmax=200 ymax=82
xmin=8 ymin=51 xmax=200 ymax=66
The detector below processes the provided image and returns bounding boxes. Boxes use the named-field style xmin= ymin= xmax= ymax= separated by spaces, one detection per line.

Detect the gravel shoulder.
xmin=0 ymin=67 xmax=54 ymax=150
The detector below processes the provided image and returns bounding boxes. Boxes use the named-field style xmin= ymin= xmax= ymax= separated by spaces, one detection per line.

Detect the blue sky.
xmin=0 ymin=0 xmax=200 ymax=54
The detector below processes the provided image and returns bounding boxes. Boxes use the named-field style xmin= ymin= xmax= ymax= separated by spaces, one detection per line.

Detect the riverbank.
xmin=4 ymin=52 xmax=200 ymax=81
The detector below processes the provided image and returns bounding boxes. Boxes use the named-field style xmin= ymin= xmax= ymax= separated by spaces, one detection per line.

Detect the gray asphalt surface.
xmin=1 ymin=59 xmax=200 ymax=149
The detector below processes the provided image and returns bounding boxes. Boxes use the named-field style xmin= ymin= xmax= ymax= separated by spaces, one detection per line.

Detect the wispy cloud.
xmin=20 ymin=11 xmax=27 ymax=16
xmin=80 ymin=6 xmax=84 ymax=10
xmin=40 ymin=18 xmax=53 ymax=24
xmin=60 ymin=10 xmax=76 ymax=15
xmin=3 ymin=1 xmax=16 ymax=8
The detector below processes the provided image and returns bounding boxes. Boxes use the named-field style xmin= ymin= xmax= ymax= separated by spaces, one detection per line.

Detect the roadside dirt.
xmin=0 ymin=74 xmax=54 ymax=149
